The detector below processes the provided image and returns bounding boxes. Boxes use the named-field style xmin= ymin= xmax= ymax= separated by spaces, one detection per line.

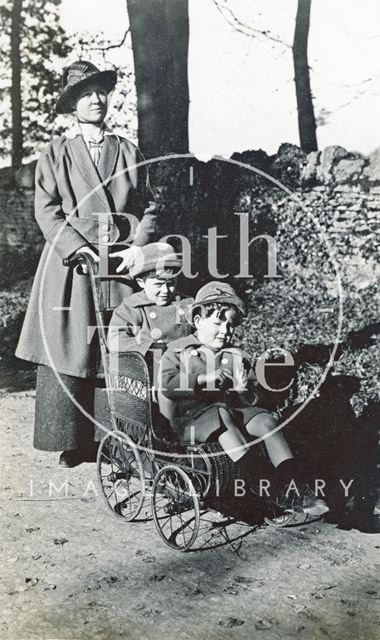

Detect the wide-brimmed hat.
xmin=191 ymin=281 xmax=246 ymax=323
xmin=128 ymin=243 xmax=183 ymax=279
xmin=56 ymin=60 xmax=117 ymax=114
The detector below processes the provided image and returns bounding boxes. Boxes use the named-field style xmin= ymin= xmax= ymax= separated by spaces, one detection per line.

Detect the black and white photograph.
xmin=0 ymin=1 xmax=379 ymax=638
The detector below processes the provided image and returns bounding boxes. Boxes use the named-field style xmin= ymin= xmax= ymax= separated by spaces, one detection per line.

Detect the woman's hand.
xmin=109 ymin=246 xmax=140 ymax=274
xmin=109 ymin=202 xmax=156 ymax=272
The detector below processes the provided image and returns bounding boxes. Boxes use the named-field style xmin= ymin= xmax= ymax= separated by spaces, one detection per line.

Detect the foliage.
xmin=0 ymin=0 xmax=137 ymax=162
xmin=230 ymin=153 xmax=379 ymax=416
xmin=0 ymin=0 xmax=71 ymax=159
xmin=0 ymin=281 xmax=31 ymax=361
xmin=0 ymin=243 xmax=41 ymax=289
xmin=0 ymin=283 xmax=30 ymax=327
xmin=152 ymin=147 xmax=378 ymax=416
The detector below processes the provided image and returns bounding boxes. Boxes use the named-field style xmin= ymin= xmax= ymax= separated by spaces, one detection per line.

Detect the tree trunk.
xmin=11 ymin=0 xmax=23 ymax=172
xmin=127 ymin=0 xmax=189 ymax=159
xmin=292 ymin=0 xmax=318 ymax=152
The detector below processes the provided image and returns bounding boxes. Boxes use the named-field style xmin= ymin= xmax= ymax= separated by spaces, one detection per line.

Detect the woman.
xmin=16 ymin=60 xmax=157 ymax=467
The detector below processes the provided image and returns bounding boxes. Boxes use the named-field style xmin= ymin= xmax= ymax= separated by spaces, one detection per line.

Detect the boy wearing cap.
xmin=159 ymin=281 xmax=329 ymax=516
xmin=108 ymin=243 xmax=193 ymax=357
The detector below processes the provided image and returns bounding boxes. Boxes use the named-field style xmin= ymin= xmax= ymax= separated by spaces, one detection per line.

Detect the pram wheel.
xmin=152 ymin=465 xmax=200 ymax=551
xmin=96 ymin=430 xmax=145 ymax=521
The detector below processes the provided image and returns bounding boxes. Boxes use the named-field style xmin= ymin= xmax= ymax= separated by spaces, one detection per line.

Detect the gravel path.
xmin=1 ymin=391 xmax=379 ymax=640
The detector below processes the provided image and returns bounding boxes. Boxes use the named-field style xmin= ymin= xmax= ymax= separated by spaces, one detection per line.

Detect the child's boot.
xmin=275 ymin=459 xmax=329 ymax=516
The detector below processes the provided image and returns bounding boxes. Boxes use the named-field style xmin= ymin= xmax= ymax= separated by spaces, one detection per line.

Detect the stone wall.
xmin=300 ymin=145 xmax=379 ymax=291
xmin=0 ymin=188 xmax=42 ymax=288
xmin=0 ymin=189 xmax=41 ymax=250
xmin=0 ymin=144 xmax=378 ymax=290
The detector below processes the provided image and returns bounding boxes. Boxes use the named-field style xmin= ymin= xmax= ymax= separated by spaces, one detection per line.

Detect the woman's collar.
xmin=65 ymin=121 xmax=113 ymax=141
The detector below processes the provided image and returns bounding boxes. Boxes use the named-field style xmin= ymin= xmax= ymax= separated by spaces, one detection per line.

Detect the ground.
xmin=1 ymin=388 xmax=379 ymax=640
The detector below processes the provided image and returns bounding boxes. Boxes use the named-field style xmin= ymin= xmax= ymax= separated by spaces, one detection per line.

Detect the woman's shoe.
xmin=80 ymin=442 xmax=99 ymax=463
xmin=58 ymin=450 xmax=83 ymax=468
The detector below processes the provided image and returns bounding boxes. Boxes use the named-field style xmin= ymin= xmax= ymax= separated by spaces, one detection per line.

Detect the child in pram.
xmin=159 ymin=281 xmax=329 ymax=517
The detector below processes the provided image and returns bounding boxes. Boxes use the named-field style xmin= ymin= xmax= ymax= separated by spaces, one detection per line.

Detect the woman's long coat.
xmin=16 ymin=133 xmax=156 ymax=378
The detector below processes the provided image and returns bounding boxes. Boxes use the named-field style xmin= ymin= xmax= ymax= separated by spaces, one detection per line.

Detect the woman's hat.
xmin=128 ymin=243 xmax=183 ymax=279
xmin=56 ymin=60 xmax=117 ymax=114
xmin=191 ymin=281 xmax=246 ymax=323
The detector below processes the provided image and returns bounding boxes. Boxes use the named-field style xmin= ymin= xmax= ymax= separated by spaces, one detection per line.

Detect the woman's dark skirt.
xmin=33 ymin=364 xmax=99 ymax=452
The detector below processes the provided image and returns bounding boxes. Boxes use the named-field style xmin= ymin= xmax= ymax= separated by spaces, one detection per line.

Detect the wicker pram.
xmin=64 ymin=253 xmax=297 ymax=551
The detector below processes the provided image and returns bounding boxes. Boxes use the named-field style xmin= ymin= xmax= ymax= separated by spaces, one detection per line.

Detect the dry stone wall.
xmin=301 ymin=145 xmax=379 ymax=292
xmin=0 ymin=144 xmax=378 ymax=291
xmin=0 ymin=188 xmax=42 ymax=287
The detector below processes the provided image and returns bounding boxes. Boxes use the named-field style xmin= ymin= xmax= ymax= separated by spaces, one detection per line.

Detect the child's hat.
xmin=128 ymin=242 xmax=182 ymax=278
xmin=191 ymin=281 xmax=246 ymax=321
xmin=56 ymin=60 xmax=117 ymax=114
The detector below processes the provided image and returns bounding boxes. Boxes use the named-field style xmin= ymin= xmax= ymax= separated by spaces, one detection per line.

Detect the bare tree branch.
xmin=82 ymin=1 xmax=130 ymax=52
xmin=212 ymin=0 xmax=290 ymax=48
xmin=311 ymin=68 xmax=380 ymax=90
xmin=85 ymin=28 xmax=130 ymax=52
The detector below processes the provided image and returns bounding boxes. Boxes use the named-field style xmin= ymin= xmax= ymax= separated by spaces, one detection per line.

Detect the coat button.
xmin=151 ymin=328 xmax=162 ymax=340
xmin=190 ymin=350 xmax=199 ymax=356
xmin=102 ymin=235 xmax=109 ymax=243
xmin=221 ymin=357 xmax=229 ymax=365
xmin=149 ymin=311 xmax=157 ymax=319
xmin=102 ymin=224 xmax=110 ymax=232
xmin=178 ymin=308 xmax=185 ymax=316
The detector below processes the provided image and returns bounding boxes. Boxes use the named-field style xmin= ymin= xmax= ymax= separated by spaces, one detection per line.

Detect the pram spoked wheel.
xmin=152 ymin=465 xmax=200 ymax=551
xmin=97 ymin=430 xmax=145 ymax=521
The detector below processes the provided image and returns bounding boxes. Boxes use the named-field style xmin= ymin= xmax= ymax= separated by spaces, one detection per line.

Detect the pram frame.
xmin=63 ymin=253 xmax=296 ymax=551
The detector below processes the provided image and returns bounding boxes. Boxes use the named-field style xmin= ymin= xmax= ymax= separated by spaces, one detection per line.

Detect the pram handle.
xmin=62 ymin=252 xmax=98 ymax=268
xmin=62 ymin=251 xmax=100 ymax=278
xmin=63 ymin=254 xmax=93 ymax=268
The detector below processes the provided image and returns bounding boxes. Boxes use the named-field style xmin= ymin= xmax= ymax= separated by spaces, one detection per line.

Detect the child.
xmin=159 ymin=281 xmax=329 ymax=516
xmin=107 ymin=242 xmax=193 ymax=357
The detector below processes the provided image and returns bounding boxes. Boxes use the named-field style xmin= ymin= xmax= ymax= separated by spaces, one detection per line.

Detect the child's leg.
xmin=218 ymin=407 xmax=250 ymax=461
xmin=246 ymin=412 xmax=329 ymax=516
xmin=245 ymin=413 xmax=293 ymax=467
